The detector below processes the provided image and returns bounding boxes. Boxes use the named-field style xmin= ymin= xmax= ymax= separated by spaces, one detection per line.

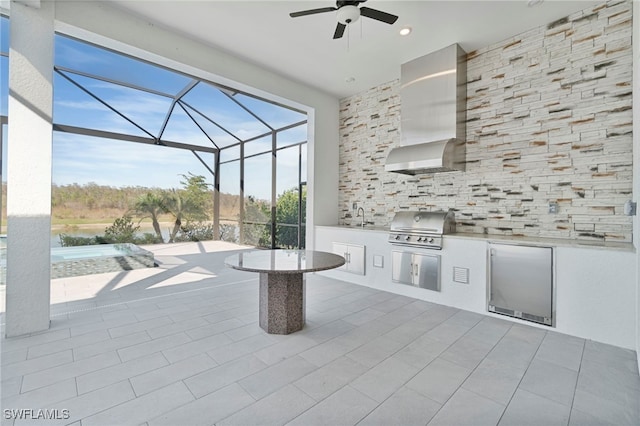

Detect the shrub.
xmin=58 ymin=234 xmax=99 ymax=247
xmin=104 ymin=215 xmax=140 ymax=243
xmin=136 ymin=233 xmax=165 ymax=245
xmin=175 ymin=222 xmax=215 ymax=242
xmin=219 ymin=224 xmax=238 ymax=243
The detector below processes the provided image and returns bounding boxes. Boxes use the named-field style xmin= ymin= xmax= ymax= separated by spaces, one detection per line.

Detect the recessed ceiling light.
xmin=399 ymin=26 xmax=412 ymax=36
xmin=527 ymin=0 xmax=544 ymax=7
xmin=345 ymin=77 xmax=356 ymax=83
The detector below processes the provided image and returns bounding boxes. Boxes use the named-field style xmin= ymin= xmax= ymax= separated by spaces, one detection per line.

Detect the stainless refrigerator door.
xmin=414 ymin=253 xmax=441 ymax=291
xmin=489 ymin=244 xmax=552 ymax=319
xmin=392 ymin=251 xmax=414 ymax=285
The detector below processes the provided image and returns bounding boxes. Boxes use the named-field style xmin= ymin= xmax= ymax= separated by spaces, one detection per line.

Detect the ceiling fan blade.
xmin=359 ymin=7 xmax=398 ymax=25
xmin=333 ymin=23 xmax=346 ymax=39
xmin=290 ymin=7 xmax=337 ymax=18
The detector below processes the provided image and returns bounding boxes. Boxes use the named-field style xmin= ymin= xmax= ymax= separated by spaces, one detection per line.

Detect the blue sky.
xmin=1 ymin=17 xmax=306 ymax=200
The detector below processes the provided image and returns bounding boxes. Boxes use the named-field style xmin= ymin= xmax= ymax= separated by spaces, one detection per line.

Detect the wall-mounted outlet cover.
xmin=352 ymin=202 xmax=358 ymax=211
xmin=373 ymin=255 xmax=384 ymax=268
xmin=548 ymin=202 xmax=558 ymax=214
xmin=624 ymin=200 xmax=637 ymax=216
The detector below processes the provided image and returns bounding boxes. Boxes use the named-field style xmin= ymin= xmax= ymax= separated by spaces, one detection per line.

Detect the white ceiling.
xmin=110 ymin=0 xmax=600 ymax=99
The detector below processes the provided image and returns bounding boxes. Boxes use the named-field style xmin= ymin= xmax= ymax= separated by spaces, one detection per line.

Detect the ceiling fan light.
xmin=337 ymin=5 xmax=360 ymax=25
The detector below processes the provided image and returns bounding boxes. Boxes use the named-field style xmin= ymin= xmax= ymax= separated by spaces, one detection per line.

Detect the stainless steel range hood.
xmin=385 ymin=44 xmax=467 ymax=175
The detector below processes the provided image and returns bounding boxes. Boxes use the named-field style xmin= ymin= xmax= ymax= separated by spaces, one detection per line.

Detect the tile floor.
xmin=1 ymin=241 xmax=639 ymax=426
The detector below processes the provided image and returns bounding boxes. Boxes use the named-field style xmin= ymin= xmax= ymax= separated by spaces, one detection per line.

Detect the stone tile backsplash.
xmin=338 ymin=0 xmax=633 ymax=242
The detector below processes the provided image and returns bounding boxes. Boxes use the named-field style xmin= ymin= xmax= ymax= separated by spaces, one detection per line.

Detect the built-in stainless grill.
xmin=388 ymin=210 xmax=456 ymax=250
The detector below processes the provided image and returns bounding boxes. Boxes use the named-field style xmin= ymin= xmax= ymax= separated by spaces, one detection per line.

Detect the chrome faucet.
xmin=356 ymin=207 xmax=365 ymax=227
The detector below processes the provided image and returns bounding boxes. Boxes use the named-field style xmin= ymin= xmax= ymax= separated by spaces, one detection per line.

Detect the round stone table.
xmin=225 ymin=249 xmax=345 ymax=334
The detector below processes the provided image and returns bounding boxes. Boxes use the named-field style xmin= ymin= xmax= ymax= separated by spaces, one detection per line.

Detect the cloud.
xmin=56 ymin=41 xmax=110 ymax=68
xmin=52 ymin=133 xmax=215 ymax=189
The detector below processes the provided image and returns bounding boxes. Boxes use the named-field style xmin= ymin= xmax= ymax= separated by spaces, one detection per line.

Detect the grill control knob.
xmin=427 ymin=237 xmax=434 ymax=243
xmin=405 ymin=236 xmax=410 ymax=241
xmin=417 ymin=237 xmax=423 ymax=242
xmin=394 ymin=235 xmax=400 ymax=240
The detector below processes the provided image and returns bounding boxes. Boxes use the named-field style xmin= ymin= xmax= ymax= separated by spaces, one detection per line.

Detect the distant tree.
xmin=164 ymin=190 xmax=188 ymax=243
xmin=275 ymin=187 xmax=306 ymax=248
xmin=243 ymin=195 xmax=270 ymax=247
xmin=164 ymin=174 xmax=213 ymax=243
xmin=50 ymin=175 xmax=220 ymax=246
xmin=164 ymin=191 xmax=205 ymax=243
xmin=179 ymin=173 xmax=212 ymax=222
xmin=256 ymin=187 xmax=307 ymax=249
xmin=130 ymin=191 xmax=167 ymax=242
xmin=247 ymin=188 xmax=306 ymax=248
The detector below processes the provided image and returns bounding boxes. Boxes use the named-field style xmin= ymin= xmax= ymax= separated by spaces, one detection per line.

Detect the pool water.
xmin=50 ymin=244 xmax=146 ymax=261
xmin=50 ymin=243 xmax=156 ymax=278
xmin=0 ymin=237 xmax=155 ymax=279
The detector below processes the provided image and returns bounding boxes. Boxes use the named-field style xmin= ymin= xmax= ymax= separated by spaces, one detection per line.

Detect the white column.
xmin=5 ymin=0 xmax=54 ymax=337
xmin=632 ymin=0 xmax=640 ymax=373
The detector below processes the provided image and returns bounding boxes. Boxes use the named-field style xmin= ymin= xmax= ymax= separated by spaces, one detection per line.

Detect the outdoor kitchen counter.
xmin=313 ymin=225 xmax=637 ymax=350
xmin=316 ymin=225 xmax=634 ymax=252
xmin=445 ymin=232 xmax=635 ymax=252
xmin=317 ymin=224 xmax=389 ymax=233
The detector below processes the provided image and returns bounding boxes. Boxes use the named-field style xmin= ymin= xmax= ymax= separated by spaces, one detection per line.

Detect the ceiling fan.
xmin=289 ymin=0 xmax=399 ymax=40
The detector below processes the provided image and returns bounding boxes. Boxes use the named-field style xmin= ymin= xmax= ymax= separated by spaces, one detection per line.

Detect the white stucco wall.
xmin=633 ymin=0 xmax=640 ymax=372
xmin=52 ymin=1 xmax=340 ymax=249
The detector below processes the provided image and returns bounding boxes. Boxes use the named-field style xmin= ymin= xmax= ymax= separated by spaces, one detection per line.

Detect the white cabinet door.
xmin=347 ymin=244 xmax=365 ymax=275
xmin=332 ymin=242 xmax=365 ymax=275
xmin=332 ymin=243 xmax=349 ymax=271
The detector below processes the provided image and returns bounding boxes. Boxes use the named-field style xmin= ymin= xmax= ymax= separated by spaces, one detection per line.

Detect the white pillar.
xmin=632 ymin=0 xmax=640 ymax=373
xmin=5 ymin=0 xmax=54 ymax=337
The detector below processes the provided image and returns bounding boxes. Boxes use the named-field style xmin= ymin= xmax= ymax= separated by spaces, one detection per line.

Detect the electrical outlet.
xmin=548 ymin=202 xmax=558 ymax=214
xmin=352 ymin=202 xmax=357 ymax=211
xmin=624 ymin=200 xmax=637 ymax=216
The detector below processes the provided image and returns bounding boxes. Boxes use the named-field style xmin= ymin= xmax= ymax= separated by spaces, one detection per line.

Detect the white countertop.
xmin=316 ymin=225 xmax=635 ymax=252
xmin=446 ymin=232 xmax=635 ymax=252
xmin=316 ymin=224 xmax=389 ymax=233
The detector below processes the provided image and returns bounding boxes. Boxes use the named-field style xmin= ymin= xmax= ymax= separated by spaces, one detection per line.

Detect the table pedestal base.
xmin=259 ymin=272 xmax=305 ymax=334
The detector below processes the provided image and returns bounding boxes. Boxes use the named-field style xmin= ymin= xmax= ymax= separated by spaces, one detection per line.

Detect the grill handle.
xmin=391 ymin=227 xmax=440 ymax=233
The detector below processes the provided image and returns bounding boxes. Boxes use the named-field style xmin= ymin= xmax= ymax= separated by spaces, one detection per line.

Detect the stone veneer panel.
xmin=338 ymin=0 xmax=633 ymax=242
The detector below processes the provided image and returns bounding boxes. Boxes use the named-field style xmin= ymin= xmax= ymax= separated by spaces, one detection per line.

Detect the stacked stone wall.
xmin=338 ymin=0 xmax=633 ymax=241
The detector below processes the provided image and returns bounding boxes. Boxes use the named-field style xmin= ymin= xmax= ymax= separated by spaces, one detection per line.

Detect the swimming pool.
xmin=50 ymin=243 xmax=156 ymax=278
xmin=0 ymin=238 xmax=155 ymax=280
